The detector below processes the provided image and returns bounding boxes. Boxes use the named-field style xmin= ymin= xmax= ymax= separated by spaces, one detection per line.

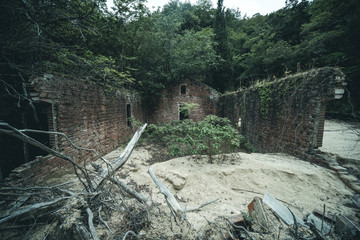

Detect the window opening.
xmin=180 ymin=85 xmax=186 ymax=94
xmin=126 ymin=104 xmax=132 ymax=127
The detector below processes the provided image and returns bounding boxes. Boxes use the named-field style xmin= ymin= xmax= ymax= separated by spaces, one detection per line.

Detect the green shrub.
xmin=142 ymin=115 xmax=253 ymax=162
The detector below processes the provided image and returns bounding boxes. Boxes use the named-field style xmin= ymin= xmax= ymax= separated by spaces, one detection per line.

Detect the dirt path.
xmin=320 ymin=119 xmax=360 ymax=160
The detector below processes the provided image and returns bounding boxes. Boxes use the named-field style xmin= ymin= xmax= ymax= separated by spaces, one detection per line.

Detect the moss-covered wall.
xmin=219 ymin=67 xmax=346 ymax=157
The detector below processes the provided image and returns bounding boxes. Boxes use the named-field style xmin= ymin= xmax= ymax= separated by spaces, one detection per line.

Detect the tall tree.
xmin=211 ymin=0 xmax=232 ymax=92
xmin=298 ymin=0 xmax=360 ymax=113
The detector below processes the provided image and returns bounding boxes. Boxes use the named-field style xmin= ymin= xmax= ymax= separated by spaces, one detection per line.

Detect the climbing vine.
xmin=253 ymin=75 xmax=301 ymax=118
xmin=256 ymin=82 xmax=273 ymax=117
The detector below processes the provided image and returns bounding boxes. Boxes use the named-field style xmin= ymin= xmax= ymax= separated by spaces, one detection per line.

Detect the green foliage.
xmin=172 ymin=28 xmax=219 ymax=81
xmin=179 ymin=103 xmax=199 ymax=119
xmin=143 ymin=116 xmax=251 ymax=162
xmin=1 ymin=0 xmax=359 ymax=115
xmin=41 ymin=49 xmax=136 ymax=92
xmin=256 ymin=82 xmax=272 ymax=117
xmin=211 ymin=0 xmax=233 ymax=92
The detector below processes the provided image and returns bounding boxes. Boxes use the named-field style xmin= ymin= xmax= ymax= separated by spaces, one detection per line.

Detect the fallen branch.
xmin=112 ymin=177 xmax=150 ymax=205
xmin=0 ymin=122 xmax=92 ymax=191
xmin=148 ymin=165 xmax=183 ymax=215
xmin=98 ymin=205 xmax=112 ymax=234
xmin=224 ymin=217 xmax=256 ymax=240
xmin=122 ymin=230 xmax=137 ymax=240
xmin=93 ymin=123 xmax=147 ymax=191
xmin=19 ymin=129 xmax=111 ymax=166
xmin=205 ymin=216 xmax=227 ymax=239
xmin=86 ymin=207 xmax=99 ymax=240
xmin=0 ymin=197 xmax=69 ymax=224
xmin=5 ymin=195 xmax=30 ymax=216
xmin=186 ymin=198 xmax=218 ymax=212
xmin=0 ymin=123 xmax=83 ymax=172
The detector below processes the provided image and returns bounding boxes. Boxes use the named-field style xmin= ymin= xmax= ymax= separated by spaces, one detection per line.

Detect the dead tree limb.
xmin=186 ymin=198 xmax=219 ymax=212
xmin=0 ymin=122 xmax=147 ymax=193
xmin=86 ymin=207 xmax=99 ymax=240
xmin=98 ymin=205 xmax=112 ymax=233
xmin=107 ymin=123 xmax=147 ymax=171
xmin=122 ymin=230 xmax=137 ymax=240
xmin=0 ymin=122 xmax=93 ymax=191
xmin=0 ymin=123 xmax=82 ymax=171
xmin=0 ymin=197 xmax=70 ymax=224
xmin=112 ymin=177 xmax=150 ymax=205
xmin=19 ymin=129 xmax=112 ymax=165
xmin=148 ymin=165 xmax=218 ymax=220
xmin=92 ymin=123 xmax=147 ymax=191
xmin=148 ymin=165 xmax=183 ymax=215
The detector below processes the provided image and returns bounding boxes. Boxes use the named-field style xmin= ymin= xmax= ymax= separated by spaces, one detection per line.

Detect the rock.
xmin=165 ymin=173 xmax=186 ymax=190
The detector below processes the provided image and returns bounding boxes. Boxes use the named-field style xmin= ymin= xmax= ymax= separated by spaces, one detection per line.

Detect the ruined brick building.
xmin=0 ymin=67 xmax=346 ymax=183
xmin=0 ymin=76 xmax=220 ymax=182
xmin=148 ymin=78 xmax=219 ymax=123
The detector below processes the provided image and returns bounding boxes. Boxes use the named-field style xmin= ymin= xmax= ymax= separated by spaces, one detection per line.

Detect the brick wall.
xmin=7 ymin=68 xmax=347 ymax=184
xmin=219 ymin=67 xmax=346 ymax=159
xmin=8 ymin=75 xmax=146 ymax=184
xmin=148 ymin=78 xmax=219 ymax=123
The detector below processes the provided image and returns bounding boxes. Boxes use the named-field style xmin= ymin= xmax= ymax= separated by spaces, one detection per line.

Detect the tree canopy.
xmin=1 ymin=0 xmax=359 ymax=115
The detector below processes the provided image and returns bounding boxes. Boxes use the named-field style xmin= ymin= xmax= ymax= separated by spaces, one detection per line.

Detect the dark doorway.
xmin=181 ymin=85 xmax=186 ymax=95
xmin=126 ymin=104 xmax=132 ymax=127
xmin=25 ymin=103 xmax=51 ymax=161
xmin=0 ymin=102 xmax=52 ymax=179
xmin=179 ymin=104 xmax=189 ymax=120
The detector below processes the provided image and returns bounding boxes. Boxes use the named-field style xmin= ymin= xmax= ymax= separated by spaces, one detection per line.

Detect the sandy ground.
xmin=100 ymin=119 xmax=360 ymax=233
xmin=320 ymin=119 xmax=360 ymax=160
xmin=14 ymin=119 xmax=357 ymax=239
xmin=104 ymin=146 xmax=357 ymax=232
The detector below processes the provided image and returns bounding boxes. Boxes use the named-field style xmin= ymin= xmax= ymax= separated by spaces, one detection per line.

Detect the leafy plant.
xmin=142 ymin=115 xmax=253 ymax=162
xmin=179 ymin=103 xmax=199 ymax=119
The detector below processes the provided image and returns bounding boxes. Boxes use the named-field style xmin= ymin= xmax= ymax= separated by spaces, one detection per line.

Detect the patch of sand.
xmin=116 ymin=148 xmax=356 ymax=231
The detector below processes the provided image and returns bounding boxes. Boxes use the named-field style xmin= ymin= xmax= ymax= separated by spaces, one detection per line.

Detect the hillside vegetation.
xmin=1 ymin=0 xmax=359 ymax=115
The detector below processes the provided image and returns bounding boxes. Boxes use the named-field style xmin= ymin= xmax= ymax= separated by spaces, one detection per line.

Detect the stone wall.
xmin=148 ymin=78 xmax=219 ymax=123
xmin=8 ymin=75 xmax=146 ymax=184
xmin=219 ymin=67 xmax=346 ymax=159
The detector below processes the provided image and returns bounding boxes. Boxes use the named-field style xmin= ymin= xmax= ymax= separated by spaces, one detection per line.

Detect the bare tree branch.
xmin=111 ymin=177 xmax=150 ymax=205
xmin=0 ymin=197 xmax=70 ymax=224
xmin=92 ymin=123 xmax=147 ymax=191
xmin=148 ymin=165 xmax=183 ymax=215
xmin=0 ymin=122 xmax=93 ymax=191
xmin=86 ymin=207 xmax=99 ymax=240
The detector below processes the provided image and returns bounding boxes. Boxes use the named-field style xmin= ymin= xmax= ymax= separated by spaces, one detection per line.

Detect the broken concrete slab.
xmin=313 ymin=209 xmax=335 ymax=223
xmin=263 ymin=192 xmax=305 ymax=226
xmin=305 ymin=213 xmax=331 ymax=234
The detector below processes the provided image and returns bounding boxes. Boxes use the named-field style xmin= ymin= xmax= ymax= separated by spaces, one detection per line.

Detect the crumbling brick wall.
xmin=8 ymin=75 xmax=146 ymax=184
xmin=219 ymin=67 xmax=346 ymax=159
xmin=148 ymin=78 xmax=219 ymax=123
xmin=7 ymin=68 xmax=346 ymax=184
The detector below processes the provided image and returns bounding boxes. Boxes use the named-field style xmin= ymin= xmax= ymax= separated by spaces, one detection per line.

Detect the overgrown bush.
xmin=142 ymin=115 xmax=253 ymax=162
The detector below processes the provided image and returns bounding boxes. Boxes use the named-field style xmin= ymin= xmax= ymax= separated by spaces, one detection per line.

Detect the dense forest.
xmin=1 ymin=0 xmax=360 ymax=116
